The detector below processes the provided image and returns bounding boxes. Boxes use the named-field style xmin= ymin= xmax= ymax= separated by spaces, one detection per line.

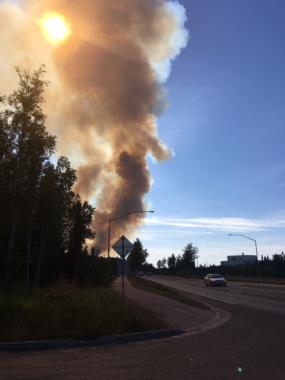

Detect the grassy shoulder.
xmin=128 ymin=275 xmax=208 ymax=310
xmin=0 ymin=280 xmax=167 ymax=342
xmin=224 ymin=275 xmax=285 ymax=285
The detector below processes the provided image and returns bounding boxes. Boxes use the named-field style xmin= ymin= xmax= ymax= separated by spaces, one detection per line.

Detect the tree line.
xmin=156 ymin=243 xmax=198 ymax=275
xmin=0 ymin=67 xmax=113 ymax=286
xmin=156 ymin=242 xmax=285 ymax=279
xmin=195 ymin=253 xmax=285 ymax=278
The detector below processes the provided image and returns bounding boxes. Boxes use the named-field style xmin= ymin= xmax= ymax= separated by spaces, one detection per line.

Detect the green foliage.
xmin=0 ymin=67 xmax=97 ymax=286
xmin=178 ymin=243 xmax=198 ymax=272
xmin=195 ymin=253 xmax=285 ymax=279
xmin=164 ymin=251 xmax=285 ymax=279
xmin=78 ymin=256 xmax=113 ymax=287
xmin=128 ymin=275 xmax=208 ymax=310
xmin=157 ymin=242 xmax=199 ymax=275
xmin=0 ymin=66 xmax=56 ymax=281
xmin=157 ymin=258 xmax=167 ymax=270
xmin=141 ymin=262 xmax=156 ymax=273
xmin=167 ymin=254 xmax=176 ymax=273
xmin=128 ymin=238 xmax=148 ymax=271
xmin=0 ymin=281 xmax=166 ymax=341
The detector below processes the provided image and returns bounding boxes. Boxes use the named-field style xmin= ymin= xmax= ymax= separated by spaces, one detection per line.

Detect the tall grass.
xmin=0 ymin=280 xmax=167 ymax=342
xmin=128 ymin=276 xmax=208 ymax=310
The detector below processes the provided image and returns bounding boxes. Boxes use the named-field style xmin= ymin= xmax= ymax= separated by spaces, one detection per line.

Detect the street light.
xmin=107 ymin=210 xmax=155 ymax=259
xmin=228 ymin=233 xmax=260 ymax=275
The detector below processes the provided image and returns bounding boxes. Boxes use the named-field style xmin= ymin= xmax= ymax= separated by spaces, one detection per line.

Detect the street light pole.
xmin=107 ymin=210 xmax=155 ymax=259
xmin=228 ymin=233 xmax=260 ymax=276
xmin=254 ymin=239 xmax=259 ymax=276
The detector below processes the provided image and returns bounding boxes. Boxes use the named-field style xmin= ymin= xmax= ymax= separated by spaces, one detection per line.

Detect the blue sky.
xmin=136 ymin=0 xmax=285 ymax=265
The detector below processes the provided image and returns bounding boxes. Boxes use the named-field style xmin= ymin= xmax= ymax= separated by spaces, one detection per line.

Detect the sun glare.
xmin=42 ymin=13 xmax=71 ymax=44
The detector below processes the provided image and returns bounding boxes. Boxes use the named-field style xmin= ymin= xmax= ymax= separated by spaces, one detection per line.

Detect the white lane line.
xmin=160 ymin=282 xmax=238 ymax=305
xmin=151 ymin=279 xmax=238 ymax=305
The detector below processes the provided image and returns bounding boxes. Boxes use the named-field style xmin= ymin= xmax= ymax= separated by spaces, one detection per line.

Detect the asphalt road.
xmin=149 ymin=275 xmax=285 ymax=315
xmin=113 ymin=277 xmax=215 ymax=330
xmin=0 ymin=276 xmax=284 ymax=380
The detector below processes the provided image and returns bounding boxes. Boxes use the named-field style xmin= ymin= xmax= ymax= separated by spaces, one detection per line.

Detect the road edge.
xmin=0 ymin=329 xmax=184 ymax=352
xmin=0 ymin=280 xmax=232 ymax=352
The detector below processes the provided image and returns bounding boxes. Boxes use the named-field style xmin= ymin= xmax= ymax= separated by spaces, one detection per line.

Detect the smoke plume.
xmin=0 ymin=0 xmax=188 ymax=252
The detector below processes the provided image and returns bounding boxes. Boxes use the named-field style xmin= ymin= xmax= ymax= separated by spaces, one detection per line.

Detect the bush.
xmin=0 ymin=280 xmax=166 ymax=341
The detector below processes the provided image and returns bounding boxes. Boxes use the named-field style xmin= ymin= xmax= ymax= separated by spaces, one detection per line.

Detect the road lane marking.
xmin=151 ymin=278 xmax=238 ymax=305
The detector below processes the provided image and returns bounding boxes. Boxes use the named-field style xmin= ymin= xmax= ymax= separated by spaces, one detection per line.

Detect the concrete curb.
xmin=0 ymin=282 xmax=232 ymax=353
xmin=0 ymin=329 xmax=184 ymax=352
xmin=183 ymin=303 xmax=232 ymax=337
xmin=129 ymin=303 xmax=232 ymax=347
xmin=0 ymin=303 xmax=230 ymax=353
xmin=118 ymin=279 xmax=232 ymax=346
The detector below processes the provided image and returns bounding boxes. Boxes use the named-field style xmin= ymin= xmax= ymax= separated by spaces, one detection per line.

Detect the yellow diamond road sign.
xmin=112 ymin=235 xmax=133 ymax=258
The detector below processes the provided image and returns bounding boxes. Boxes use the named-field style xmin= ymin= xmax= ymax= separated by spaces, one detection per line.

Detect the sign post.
xmin=112 ymin=235 xmax=133 ymax=299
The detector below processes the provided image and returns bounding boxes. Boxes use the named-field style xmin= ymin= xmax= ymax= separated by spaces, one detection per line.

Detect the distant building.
xmin=221 ymin=253 xmax=257 ymax=267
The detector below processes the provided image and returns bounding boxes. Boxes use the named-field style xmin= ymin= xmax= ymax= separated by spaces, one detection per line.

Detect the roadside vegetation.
xmin=157 ymin=243 xmax=198 ymax=276
xmin=0 ymin=67 xmax=98 ymax=286
xmin=127 ymin=238 xmax=155 ymax=274
xmin=128 ymin=275 xmax=208 ymax=310
xmin=156 ymin=242 xmax=285 ymax=281
xmin=0 ymin=67 xmax=168 ymax=342
xmin=196 ymin=255 xmax=285 ymax=280
xmin=0 ymin=280 xmax=167 ymax=342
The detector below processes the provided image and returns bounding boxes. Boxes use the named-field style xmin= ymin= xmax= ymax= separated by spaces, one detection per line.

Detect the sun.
xmin=41 ymin=13 xmax=71 ymax=44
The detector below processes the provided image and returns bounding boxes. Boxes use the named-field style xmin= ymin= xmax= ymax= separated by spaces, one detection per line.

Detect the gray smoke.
xmin=0 ymin=0 xmax=188 ymax=251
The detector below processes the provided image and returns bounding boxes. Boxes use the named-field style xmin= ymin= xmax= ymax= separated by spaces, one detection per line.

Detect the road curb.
xmin=124 ymin=277 xmax=232 ymax=337
xmin=134 ymin=302 xmax=231 ymax=347
xmin=0 ymin=282 xmax=232 ymax=353
xmin=0 ymin=329 xmax=184 ymax=352
xmin=0 ymin=303 xmax=230 ymax=352
xmin=176 ymin=289 xmax=233 ymax=335
xmin=183 ymin=302 xmax=232 ymax=337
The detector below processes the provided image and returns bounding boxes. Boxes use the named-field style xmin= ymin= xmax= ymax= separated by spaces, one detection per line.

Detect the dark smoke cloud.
xmin=74 ymin=164 xmax=102 ymax=200
xmin=1 ymin=0 xmax=188 ymax=252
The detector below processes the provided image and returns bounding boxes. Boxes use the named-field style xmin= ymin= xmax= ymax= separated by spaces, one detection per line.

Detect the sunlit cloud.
xmin=136 ymin=228 xmax=213 ymax=241
xmin=150 ymin=0 xmax=189 ymax=83
xmin=144 ymin=216 xmax=285 ymax=232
